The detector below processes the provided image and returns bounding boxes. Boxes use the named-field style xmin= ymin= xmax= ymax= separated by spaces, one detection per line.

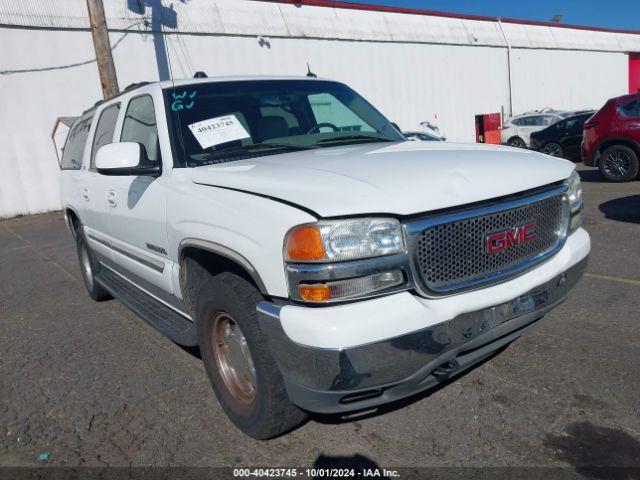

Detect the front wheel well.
xmin=65 ymin=208 xmax=80 ymax=238
xmin=180 ymin=247 xmax=267 ymax=318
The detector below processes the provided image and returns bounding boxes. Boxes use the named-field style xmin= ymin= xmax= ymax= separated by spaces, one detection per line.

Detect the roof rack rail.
xmin=80 ymin=81 xmax=152 ymax=116
xmin=124 ymin=81 xmax=151 ymax=92
xmin=81 ymin=99 xmax=104 ymax=115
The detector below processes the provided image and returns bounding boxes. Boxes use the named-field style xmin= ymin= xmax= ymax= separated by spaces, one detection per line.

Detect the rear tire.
xmin=540 ymin=142 xmax=564 ymax=158
xmin=76 ymin=228 xmax=112 ymax=302
xmin=599 ymin=145 xmax=639 ymax=182
xmin=196 ymin=272 xmax=307 ymax=439
xmin=508 ymin=136 xmax=526 ymax=149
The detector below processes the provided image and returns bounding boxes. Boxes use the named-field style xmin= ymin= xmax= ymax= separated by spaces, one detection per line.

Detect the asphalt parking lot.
xmin=1 ymin=164 xmax=639 ymax=475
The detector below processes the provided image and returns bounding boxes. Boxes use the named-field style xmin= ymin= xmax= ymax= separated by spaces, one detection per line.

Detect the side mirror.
xmin=95 ymin=142 xmax=160 ymax=176
xmin=390 ymin=122 xmax=402 ymax=133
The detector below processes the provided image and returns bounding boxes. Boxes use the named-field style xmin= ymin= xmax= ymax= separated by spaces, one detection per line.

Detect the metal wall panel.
xmin=2 ymin=0 xmax=640 ymax=51
xmin=510 ymin=49 xmax=628 ymax=114
xmin=0 ymin=0 xmax=637 ymax=217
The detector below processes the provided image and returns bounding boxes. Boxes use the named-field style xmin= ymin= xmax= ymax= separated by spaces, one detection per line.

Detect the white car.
xmin=500 ymin=110 xmax=573 ymax=148
xmin=403 ymin=131 xmax=444 ymax=141
xmin=419 ymin=120 xmax=446 ymax=140
xmin=59 ymin=76 xmax=590 ymax=439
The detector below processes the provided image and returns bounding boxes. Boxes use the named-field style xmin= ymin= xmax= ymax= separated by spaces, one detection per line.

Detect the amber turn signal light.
xmin=298 ymin=284 xmax=331 ymax=302
xmin=286 ymin=225 xmax=326 ymax=261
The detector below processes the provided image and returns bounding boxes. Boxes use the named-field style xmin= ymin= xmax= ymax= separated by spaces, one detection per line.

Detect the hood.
xmin=191 ymin=142 xmax=574 ymax=218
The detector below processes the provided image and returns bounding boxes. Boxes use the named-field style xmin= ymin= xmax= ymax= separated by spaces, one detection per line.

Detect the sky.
xmin=339 ymin=0 xmax=640 ymax=31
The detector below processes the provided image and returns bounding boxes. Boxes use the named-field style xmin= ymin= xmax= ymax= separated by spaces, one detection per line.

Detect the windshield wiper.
xmin=317 ymin=134 xmax=394 ymax=145
xmin=189 ymin=142 xmax=317 ymax=165
xmin=253 ymin=142 xmax=317 ymax=151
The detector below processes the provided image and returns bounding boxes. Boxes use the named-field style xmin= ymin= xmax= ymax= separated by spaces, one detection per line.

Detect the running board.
xmin=95 ymin=269 xmax=198 ymax=346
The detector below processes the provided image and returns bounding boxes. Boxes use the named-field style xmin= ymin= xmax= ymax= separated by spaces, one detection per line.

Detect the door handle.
xmin=107 ymin=190 xmax=117 ymax=207
xmin=628 ymin=123 xmax=640 ymax=130
xmin=81 ymin=187 xmax=90 ymax=201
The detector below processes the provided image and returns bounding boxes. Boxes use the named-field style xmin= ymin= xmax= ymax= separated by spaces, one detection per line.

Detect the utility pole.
xmin=86 ymin=0 xmax=119 ymax=99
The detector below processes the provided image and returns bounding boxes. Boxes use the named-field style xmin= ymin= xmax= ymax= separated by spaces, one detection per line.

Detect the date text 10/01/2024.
xmin=232 ymin=468 xmax=401 ymax=477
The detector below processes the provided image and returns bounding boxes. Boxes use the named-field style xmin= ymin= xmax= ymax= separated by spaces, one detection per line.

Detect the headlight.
xmin=566 ymin=171 xmax=583 ymax=213
xmin=565 ymin=171 xmax=583 ymax=232
xmin=285 ymin=218 xmax=405 ymax=263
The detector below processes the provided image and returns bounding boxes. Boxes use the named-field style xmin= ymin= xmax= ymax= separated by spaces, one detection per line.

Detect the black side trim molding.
xmin=87 ymin=234 xmax=165 ymax=273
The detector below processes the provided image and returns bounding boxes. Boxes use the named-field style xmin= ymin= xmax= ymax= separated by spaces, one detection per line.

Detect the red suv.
xmin=582 ymin=93 xmax=640 ymax=182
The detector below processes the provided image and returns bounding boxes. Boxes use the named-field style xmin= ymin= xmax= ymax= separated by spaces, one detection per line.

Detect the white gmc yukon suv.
xmin=59 ymin=76 xmax=590 ymax=439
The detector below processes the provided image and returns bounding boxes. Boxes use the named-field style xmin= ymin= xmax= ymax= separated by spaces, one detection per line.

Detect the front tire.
xmin=508 ymin=136 xmax=526 ymax=149
xmin=540 ymin=142 xmax=564 ymax=158
xmin=599 ymin=145 xmax=639 ymax=182
xmin=196 ymin=272 xmax=307 ymax=439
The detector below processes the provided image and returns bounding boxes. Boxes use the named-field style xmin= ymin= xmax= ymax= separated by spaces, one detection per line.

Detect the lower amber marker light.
xmin=299 ymin=284 xmax=332 ymax=302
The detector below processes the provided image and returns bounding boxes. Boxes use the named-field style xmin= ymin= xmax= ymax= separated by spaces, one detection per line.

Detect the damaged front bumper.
xmin=257 ymin=256 xmax=588 ymax=414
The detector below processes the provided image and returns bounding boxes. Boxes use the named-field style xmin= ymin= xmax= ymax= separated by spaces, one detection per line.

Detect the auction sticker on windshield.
xmin=188 ymin=114 xmax=251 ymax=149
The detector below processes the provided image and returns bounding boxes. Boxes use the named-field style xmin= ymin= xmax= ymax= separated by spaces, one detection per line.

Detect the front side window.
xmin=555 ymin=120 xmax=567 ymax=131
xmin=61 ymin=116 xmax=93 ymax=170
xmin=164 ymin=80 xmax=404 ymax=167
xmin=120 ymin=95 xmax=160 ymax=164
xmin=91 ymin=103 xmax=121 ymax=168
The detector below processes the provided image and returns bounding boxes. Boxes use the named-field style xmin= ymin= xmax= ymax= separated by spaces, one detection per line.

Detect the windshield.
xmin=164 ymin=80 xmax=404 ymax=167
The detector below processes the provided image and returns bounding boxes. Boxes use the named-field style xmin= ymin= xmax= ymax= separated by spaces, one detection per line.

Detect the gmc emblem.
xmin=486 ymin=222 xmax=537 ymax=255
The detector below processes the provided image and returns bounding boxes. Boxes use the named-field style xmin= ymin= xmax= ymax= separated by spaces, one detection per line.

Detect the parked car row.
xmin=499 ymin=108 xmax=577 ymax=148
xmin=501 ymin=94 xmax=640 ymax=182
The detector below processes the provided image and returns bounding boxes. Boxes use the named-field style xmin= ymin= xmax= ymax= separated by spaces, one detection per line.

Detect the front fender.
xmin=167 ymin=182 xmax=317 ymax=298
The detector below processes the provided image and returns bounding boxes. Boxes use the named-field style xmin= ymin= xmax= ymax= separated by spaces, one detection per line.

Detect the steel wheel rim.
xmin=80 ymin=244 xmax=94 ymax=290
xmin=542 ymin=143 xmax=562 ymax=157
xmin=603 ymin=150 xmax=631 ymax=177
xmin=211 ymin=312 xmax=257 ymax=405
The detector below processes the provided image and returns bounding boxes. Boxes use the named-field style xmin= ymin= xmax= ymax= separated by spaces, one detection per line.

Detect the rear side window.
xmin=565 ymin=118 xmax=580 ymax=131
xmin=515 ymin=116 xmax=538 ymax=126
xmin=91 ymin=103 xmax=121 ymax=168
xmin=120 ymin=95 xmax=161 ymax=163
xmin=61 ymin=116 xmax=93 ymax=170
xmin=570 ymin=115 xmax=589 ymax=131
xmin=618 ymin=100 xmax=639 ymax=119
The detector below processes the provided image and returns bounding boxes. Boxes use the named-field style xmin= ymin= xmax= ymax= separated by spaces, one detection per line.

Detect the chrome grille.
xmin=414 ymin=193 xmax=568 ymax=293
